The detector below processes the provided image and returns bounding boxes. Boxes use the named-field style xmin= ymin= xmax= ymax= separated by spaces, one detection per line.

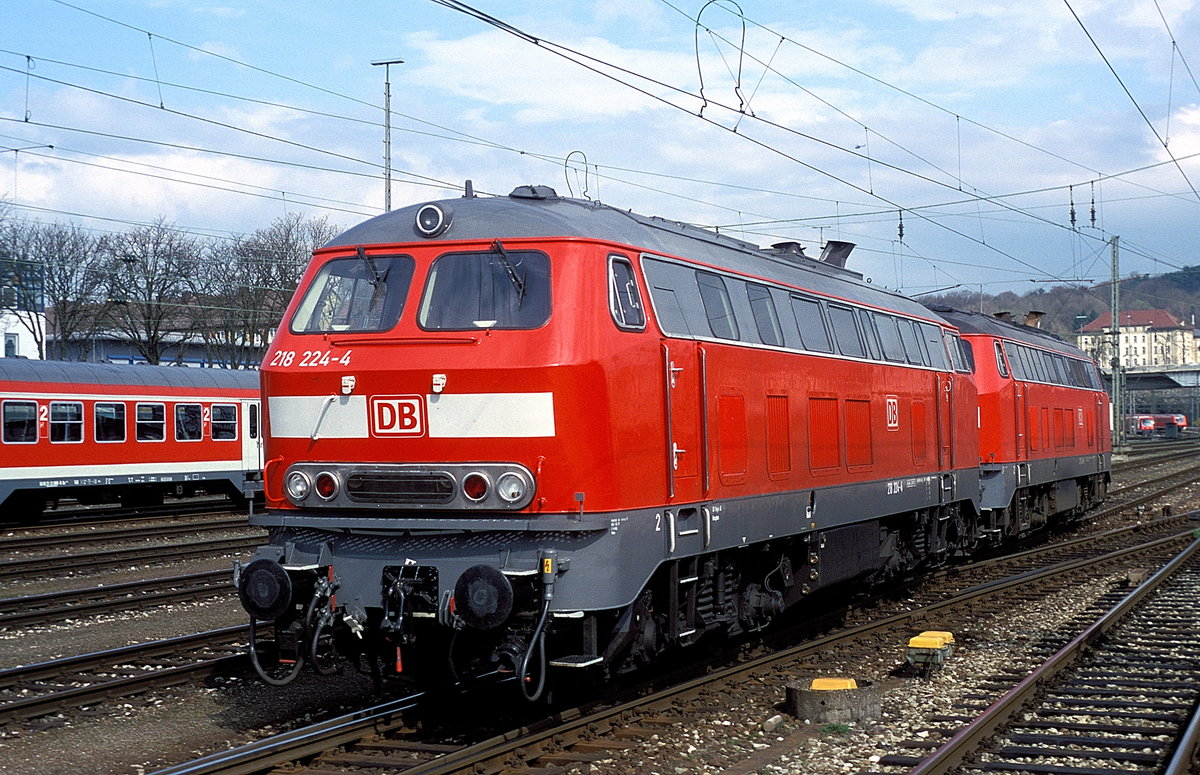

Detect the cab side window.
xmin=608 ymin=256 xmax=645 ymax=330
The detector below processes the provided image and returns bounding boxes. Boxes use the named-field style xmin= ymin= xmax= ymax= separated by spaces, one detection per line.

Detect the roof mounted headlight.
xmin=415 ymin=203 xmax=452 ymax=237
xmin=285 ymin=471 xmax=311 ymax=501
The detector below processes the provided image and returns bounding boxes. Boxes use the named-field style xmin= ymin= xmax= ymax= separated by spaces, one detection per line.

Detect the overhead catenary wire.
xmin=5 ymin=0 xmax=1194 ymax=296
xmin=426 ymin=0 xmax=1190 ymax=291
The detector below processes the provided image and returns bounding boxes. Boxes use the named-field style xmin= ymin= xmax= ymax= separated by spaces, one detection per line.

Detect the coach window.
xmin=1069 ymin=359 xmax=1089 ymax=388
xmin=176 ymin=404 xmax=203 ymax=441
xmin=2 ymin=401 xmax=37 ymax=444
xmin=898 ymin=320 xmax=926 ymax=365
xmin=858 ymin=310 xmax=882 ymax=360
xmin=1003 ymin=343 xmax=1025 ymax=380
xmin=608 ymin=255 xmax=645 ymax=330
xmin=828 ymin=304 xmax=865 ymax=358
xmin=291 ymin=254 xmax=415 ymax=333
xmin=95 ymin=402 xmax=126 ymax=443
xmin=419 ymin=248 xmax=549 ymax=330
xmin=917 ymin=323 xmax=948 ymax=369
xmin=211 ymin=404 xmax=238 ymax=440
xmin=993 ymin=341 xmax=1010 ymax=378
xmin=137 ymin=403 xmax=166 ymax=442
xmin=875 ymin=314 xmax=906 ymax=362
xmin=249 ymin=404 xmax=260 ymax=439
xmin=50 ymin=401 xmax=83 ymax=443
xmin=746 ymin=283 xmax=783 ymax=346
xmin=696 ymin=271 xmax=739 ymax=340
xmin=945 ymin=332 xmax=968 ymax=372
xmin=790 ymin=296 xmax=833 ymax=353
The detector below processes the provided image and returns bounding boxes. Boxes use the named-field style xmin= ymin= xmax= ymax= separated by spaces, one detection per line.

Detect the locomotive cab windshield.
xmin=290 ymin=254 xmax=414 ymax=333
xmin=418 ymin=246 xmax=550 ymax=330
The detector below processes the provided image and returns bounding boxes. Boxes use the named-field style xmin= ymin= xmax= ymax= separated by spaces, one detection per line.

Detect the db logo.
xmin=371 ymin=395 xmax=425 ymax=436
xmin=885 ymin=396 xmax=900 ymax=431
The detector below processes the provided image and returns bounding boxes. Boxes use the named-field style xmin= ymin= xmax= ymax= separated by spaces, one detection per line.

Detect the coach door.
xmin=242 ymin=401 xmax=263 ymax=472
xmin=663 ymin=342 xmax=705 ymax=502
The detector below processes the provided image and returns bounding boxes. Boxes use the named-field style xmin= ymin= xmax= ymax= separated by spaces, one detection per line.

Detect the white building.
xmin=1077 ymin=309 xmax=1198 ymax=368
xmin=0 ymin=310 xmax=40 ymax=359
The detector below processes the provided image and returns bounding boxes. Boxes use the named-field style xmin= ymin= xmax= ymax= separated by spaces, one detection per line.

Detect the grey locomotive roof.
xmin=0 ymin=358 xmax=259 ymax=391
xmin=929 ymin=306 xmax=1090 ymax=359
xmin=326 ymin=185 xmax=943 ymax=323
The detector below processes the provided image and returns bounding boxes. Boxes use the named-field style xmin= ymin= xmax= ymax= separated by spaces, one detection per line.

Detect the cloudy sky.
xmin=3 ymin=0 xmax=1199 ymax=296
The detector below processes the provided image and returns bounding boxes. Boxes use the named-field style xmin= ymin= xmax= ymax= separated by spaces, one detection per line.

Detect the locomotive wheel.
xmin=248 ymin=618 xmax=305 ymax=686
xmin=305 ymin=595 xmax=340 ymax=676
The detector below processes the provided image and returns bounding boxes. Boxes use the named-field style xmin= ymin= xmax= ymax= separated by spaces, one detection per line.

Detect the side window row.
xmin=633 ymin=256 xmax=971 ymax=372
xmin=1 ymin=400 xmax=248 ymax=444
xmin=1002 ymin=341 xmax=1103 ymax=390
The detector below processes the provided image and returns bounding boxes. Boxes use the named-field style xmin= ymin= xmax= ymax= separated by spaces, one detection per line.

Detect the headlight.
xmin=285 ymin=471 xmax=311 ymax=501
xmin=496 ymin=472 xmax=527 ymax=503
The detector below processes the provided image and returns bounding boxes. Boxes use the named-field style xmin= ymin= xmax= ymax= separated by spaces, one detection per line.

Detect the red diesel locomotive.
xmin=236 ymin=185 xmax=1109 ymax=697
xmin=0 ymin=359 xmax=263 ymax=518
xmin=930 ymin=308 xmax=1110 ymax=538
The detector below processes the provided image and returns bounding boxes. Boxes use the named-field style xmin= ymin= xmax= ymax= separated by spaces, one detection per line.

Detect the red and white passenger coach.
xmin=236 ymin=184 xmax=1110 ymax=697
xmin=0 ymin=359 xmax=262 ymax=517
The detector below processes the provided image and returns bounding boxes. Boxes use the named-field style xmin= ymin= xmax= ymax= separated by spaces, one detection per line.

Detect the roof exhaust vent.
xmin=770 ymin=241 xmax=808 ymax=257
xmin=818 ymin=240 xmax=855 ymax=268
xmin=1024 ymin=310 xmax=1045 ymax=328
xmin=993 ymin=311 xmax=1014 ymax=323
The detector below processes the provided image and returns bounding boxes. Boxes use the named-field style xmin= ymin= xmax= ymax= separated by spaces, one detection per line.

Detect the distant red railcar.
xmin=0 ymin=359 xmax=263 ymax=517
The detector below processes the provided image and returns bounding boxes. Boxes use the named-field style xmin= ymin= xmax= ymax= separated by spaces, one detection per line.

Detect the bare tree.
xmin=35 ymin=223 xmax=106 ymax=360
xmin=99 ymin=219 xmax=198 ymax=365
xmin=184 ymin=213 xmax=339 ymax=368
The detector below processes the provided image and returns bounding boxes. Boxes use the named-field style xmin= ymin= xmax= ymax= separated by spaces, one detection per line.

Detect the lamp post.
xmin=370 ymin=58 xmax=404 ymax=212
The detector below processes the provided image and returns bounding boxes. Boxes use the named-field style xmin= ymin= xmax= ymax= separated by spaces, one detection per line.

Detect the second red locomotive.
xmin=236 ymin=185 xmax=1110 ymax=696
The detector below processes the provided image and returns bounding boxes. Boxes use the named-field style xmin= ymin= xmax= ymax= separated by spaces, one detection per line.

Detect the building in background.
xmin=0 ymin=256 xmax=44 ymax=359
xmin=1077 ymin=309 xmax=1198 ymax=368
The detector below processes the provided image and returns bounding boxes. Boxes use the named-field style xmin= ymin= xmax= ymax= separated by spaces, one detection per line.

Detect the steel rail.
xmin=0 ymin=625 xmax=249 ymax=725
xmin=146 ymin=529 xmax=1199 ymax=775
xmin=907 ymin=535 xmax=1200 ymax=775
xmin=0 ymin=518 xmax=254 ymax=553
xmin=0 ymin=569 xmax=230 ymax=626
xmin=0 ymin=536 xmax=260 ymax=580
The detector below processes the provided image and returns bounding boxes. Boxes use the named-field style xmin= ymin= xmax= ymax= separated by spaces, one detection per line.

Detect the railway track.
xmin=143 ymin=527 xmax=1200 ymax=775
xmin=0 ymin=626 xmax=248 ymax=727
xmin=0 ymin=535 xmax=262 ymax=581
xmin=0 ymin=498 xmax=252 ymax=529
xmin=3 ymin=512 xmax=1192 ymax=733
xmin=0 ymin=568 xmax=230 ymax=627
xmin=881 ymin=537 xmax=1200 ymax=775
xmin=1 ymin=516 xmax=255 ymax=554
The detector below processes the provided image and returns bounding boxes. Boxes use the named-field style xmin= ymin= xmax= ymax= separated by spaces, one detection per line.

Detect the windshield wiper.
xmin=491 ymin=240 xmax=526 ymax=304
xmin=356 ymin=246 xmax=386 ymax=287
